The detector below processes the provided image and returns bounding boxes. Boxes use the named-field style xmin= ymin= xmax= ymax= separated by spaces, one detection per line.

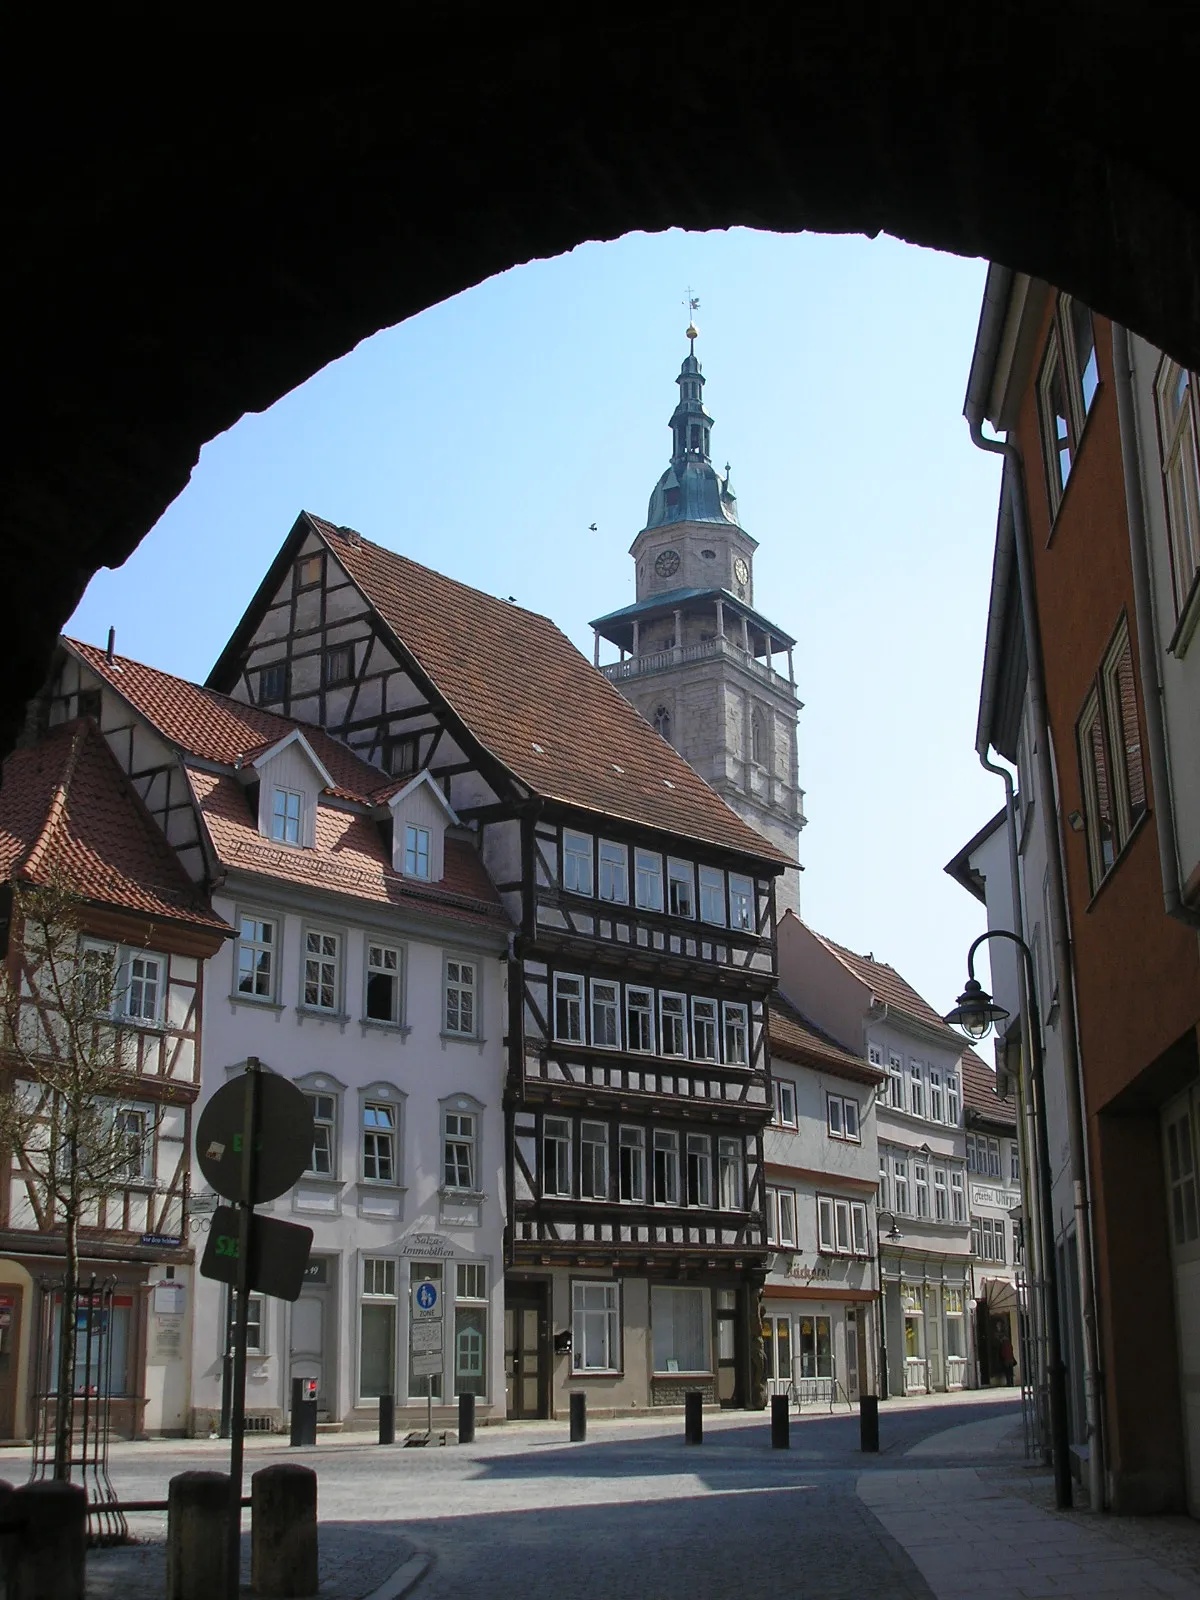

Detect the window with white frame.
xmin=1037 ymin=296 xmax=1097 ymax=519
xmin=659 ymin=993 xmax=687 ymax=1056
xmin=728 ymin=874 xmax=754 ymax=932
xmin=365 ymin=941 xmax=403 ymax=1025
xmin=443 ymin=958 xmax=477 ymax=1037
xmin=834 ymin=1198 xmax=852 ymax=1252
xmin=236 ymin=914 xmax=277 ymax=1001
xmin=563 ymin=830 xmax=594 ymax=896
xmin=887 ymin=1051 xmax=904 ymax=1109
xmin=362 ymin=1101 xmax=396 ymax=1183
xmin=634 ymin=849 xmax=664 ymax=912
xmin=1165 ymin=1102 xmax=1199 ymax=1248
xmin=718 ymin=1137 xmax=742 ymax=1209
xmin=1155 ymin=358 xmax=1200 ymax=625
xmin=443 ymin=1110 xmax=476 ymax=1191
xmin=454 ymin=1263 xmax=488 ymax=1397
xmin=908 ymin=1060 xmax=925 ymax=1118
xmin=816 ymin=1195 xmax=834 ymax=1252
xmin=777 ymin=1187 xmax=798 ymax=1247
xmin=651 ymin=1285 xmax=708 ymax=1374
xmin=951 ymin=1168 xmax=966 ymax=1222
xmin=878 ymin=1153 xmax=890 ymax=1210
xmin=403 ymin=824 xmax=431 ymax=879
xmin=543 ymin=1116 xmax=572 ymax=1197
xmin=243 ymin=1292 xmax=265 ymax=1354
xmin=626 ymin=986 xmax=654 ymax=1053
xmin=359 ymin=1257 xmax=397 ymax=1400
xmin=652 ymin=1129 xmax=680 ymax=1205
xmin=553 ymin=973 xmax=584 ymax=1043
xmin=851 ymin=1201 xmax=869 ymax=1254
xmin=691 ymin=998 xmax=718 ymax=1061
xmin=723 ymin=1002 xmax=748 ymax=1066
xmin=698 ymin=865 xmax=726 ymax=926
xmin=580 ymin=1120 xmax=609 ymax=1199
xmin=868 ymin=1043 xmax=883 ymax=1071
xmin=1013 ymin=1219 xmax=1025 ymax=1264
xmin=306 ymin=1092 xmax=337 ymax=1176
xmin=619 ymin=1126 xmax=645 ymax=1202
xmin=272 ymin=787 xmax=303 ymax=845
xmin=943 ymin=1287 xmax=965 ymax=1358
xmin=933 ymin=1167 xmax=948 ymax=1221
xmin=827 ymin=1093 xmax=860 ymax=1142
xmin=686 ymin=1134 xmax=712 ymax=1207
xmin=773 ymin=1077 xmax=797 ymax=1129
xmin=914 ymin=1161 xmax=929 ymax=1218
xmin=893 ymin=1154 xmax=909 ymax=1214
xmin=947 ymin=1073 xmax=960 ymax=1126
xmin=590 ymin=979 xmax=620 ymax=1049
xmin=572 ymin=1281 xmax=620 ymax=1372
xmin=303 ymin=929 xmax=341 ymax=1012
xmin=928 ymin=1068 xmax=943 ymax=1122
xmin=667 ymin=858 xmax=694 ymax=918
xmin=112 ymin=1104 xmax=153 ymax=1184
xmin=972 ymin=1216 xmax=1007 ymax=1264
xmin=598 ymin=839 xmax=629 ymax=904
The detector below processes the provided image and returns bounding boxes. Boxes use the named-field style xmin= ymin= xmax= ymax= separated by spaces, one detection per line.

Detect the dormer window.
xmin=404 ymin=824 xmax=431 ymax=880
xmin=272 ymin=787 xmax=303 ymax=845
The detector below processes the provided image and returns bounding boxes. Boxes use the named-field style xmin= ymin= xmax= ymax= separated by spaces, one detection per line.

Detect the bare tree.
xmin=0 ymin=873 xmax=160 ymax=1479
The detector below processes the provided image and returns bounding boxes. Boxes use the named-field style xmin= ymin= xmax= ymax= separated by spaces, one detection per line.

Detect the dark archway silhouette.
xmin=6 ymin=11 xmax=1199 ymax=753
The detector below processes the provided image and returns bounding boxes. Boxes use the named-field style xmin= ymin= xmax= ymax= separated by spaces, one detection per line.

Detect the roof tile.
xmin=769 ymin=993 xmax=883 ymax=1082
xmin=813 ymin=928 xmax=959 ymax=1042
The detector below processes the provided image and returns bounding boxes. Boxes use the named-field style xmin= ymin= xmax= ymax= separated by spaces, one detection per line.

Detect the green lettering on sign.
xmin=214 ymin=1234 xmax=240 ymax=1259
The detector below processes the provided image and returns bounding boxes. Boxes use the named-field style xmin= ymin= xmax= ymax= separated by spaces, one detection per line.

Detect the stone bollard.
xmin=378 ymin=1393 xmax=395 ymax=1446
xmin=167 ymin=1471 xmax=231 ymax=1600
xmin=860 ymin=1394 xmax=880 ymax=1453
xmin=8 ymin=1480 xmax=87 ymax=1600
xmin=252 ymin=1463 xmax=318 ymax=1599
xmin=458 ymin=1391 xmax=476 ymax=1445
xmin=684 ymin=1390 xmax=703 ymax=1445
xmin=568 ymin=1391 xmax=586 ymax=1443
xmin=771 ymin=1393 xmax=790 ymax=1449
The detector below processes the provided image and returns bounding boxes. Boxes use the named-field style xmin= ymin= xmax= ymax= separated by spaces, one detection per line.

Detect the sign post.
xmin=412 ymin=1278 xmax=443 ymax=1440
xmin=227 ymin=1062 xmax=260 ymax=1600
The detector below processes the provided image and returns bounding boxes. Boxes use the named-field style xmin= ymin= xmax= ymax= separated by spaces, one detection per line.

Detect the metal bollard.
xmin=378 ymin=1393 xmax=395 ymax=1445
xmin=684 ymin=1390 xmax=703 ymax=1444
xmin=167 ymin=1471 xmax=230 ymax=1600
xmin=458 ymin=1391 xmax=476 ymax=1445
xmin=8 ymin=1480 xmax=87 ymax=1600
xmin=860 ymin=1394 xmax=880 ymax=1453
xmin=771 ymin=1392 xmax=790 ymax=1449
xmin=289 ymin=1375 xmax=318 ymax=1448
xmin=569 ymin=1391 xmax=587 ymax=1442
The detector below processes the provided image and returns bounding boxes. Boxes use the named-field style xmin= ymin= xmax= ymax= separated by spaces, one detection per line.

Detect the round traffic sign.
xmin=416 ymin=1282 xmax=438 ymax=1311
xmin=195 ymin=1071 xmax=314 ymax=1205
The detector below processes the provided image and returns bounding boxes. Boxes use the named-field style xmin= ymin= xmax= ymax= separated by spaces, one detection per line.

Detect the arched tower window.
xmin=654 ymin=705 xmax=673 ymax=746
xmin=751 ymin=708 xmax=768 ymax=767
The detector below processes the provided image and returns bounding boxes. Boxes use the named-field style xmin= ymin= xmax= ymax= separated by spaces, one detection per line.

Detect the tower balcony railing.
xmin=601 ymin=635 xmax=793 ymax=691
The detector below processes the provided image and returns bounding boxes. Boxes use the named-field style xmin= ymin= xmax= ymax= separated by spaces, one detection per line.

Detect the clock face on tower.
xmin=733 ymin=557 xmax=750 ymax=585
xmin=655 ymin=549 xmax=681 ymax=578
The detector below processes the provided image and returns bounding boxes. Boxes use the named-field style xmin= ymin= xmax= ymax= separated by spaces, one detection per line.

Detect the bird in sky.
xmin=587 ymin=523 xmax=597 ymax=532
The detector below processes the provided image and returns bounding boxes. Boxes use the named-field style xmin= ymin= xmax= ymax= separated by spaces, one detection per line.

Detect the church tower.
xmin=591 ymin=323 xmax=806 ymax=911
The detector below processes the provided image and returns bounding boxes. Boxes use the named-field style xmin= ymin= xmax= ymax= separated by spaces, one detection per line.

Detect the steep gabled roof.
xmin=962 ymin=1043 xmax=1018 ymax=1129
xmin=768 ymin=993 xmax=884 ymax=1086
xmin=0 ymin=720 xmax=228 ymax=933
xmin=214 ymin=512 xmax=789 ymax=867
xmin=813 ymin=928 xmax=959 ymax=1045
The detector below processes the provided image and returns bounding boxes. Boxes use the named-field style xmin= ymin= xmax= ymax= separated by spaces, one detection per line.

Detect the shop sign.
xmin=397 ymin=1232 xmax=456 ymax=1260
xmin=785 ymin=1262 xmax=830 ymax=1283
xmin=153 ymin=1281 xmax=186 ymax=1315
xmin=970 ymin=1184 xmax=1020 ymax=1211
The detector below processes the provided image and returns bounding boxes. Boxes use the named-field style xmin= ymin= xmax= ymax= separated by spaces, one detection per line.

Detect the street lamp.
xmin=876 ymin=1212 xmax=902 ymax=1400
xmin=944 ymin=929 xmax=1073 ymax=1511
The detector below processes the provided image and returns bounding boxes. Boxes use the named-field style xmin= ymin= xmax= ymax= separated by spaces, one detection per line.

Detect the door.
xmin=925 ymin=1287 xmax=943 ymax=1390
xmin=763 ymin=1315 xmax=791 ymax=1398
xmin=0 ymin=1287 xmax=23 ymax=1439
xmin=844 ymin=1308 xmax=860 ymax=1401
xmin=715 ymin=1289 xmax=740 ymax=1406
xmin=290 ymin=1288 xmax=328 ymax=1418
xmin=504 ymin=1290 xmax=546 ymax=1418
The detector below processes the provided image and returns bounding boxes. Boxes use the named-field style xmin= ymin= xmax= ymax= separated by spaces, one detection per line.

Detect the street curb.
xmin=363 ymin=1550 xmax=433 ymax=1600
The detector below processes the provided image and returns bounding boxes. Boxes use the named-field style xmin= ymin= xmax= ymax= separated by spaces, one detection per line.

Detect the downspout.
xmin=1110 ymin=323 xmax=1200 ymax=929
xmin=965 ymin=412 xmax=1105 ymax=1511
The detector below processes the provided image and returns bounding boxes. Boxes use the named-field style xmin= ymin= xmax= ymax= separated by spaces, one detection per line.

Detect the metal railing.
xmin=601 ymin=636 xmax=790 ymax=690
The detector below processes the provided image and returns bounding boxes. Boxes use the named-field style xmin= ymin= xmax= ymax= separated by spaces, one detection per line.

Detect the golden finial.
xmin=683 ymin=288 xmax=700 ymax=347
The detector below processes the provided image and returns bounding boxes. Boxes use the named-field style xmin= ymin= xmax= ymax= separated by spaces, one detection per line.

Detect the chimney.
xmin=106 ymin=627 xmax=116 ymax=664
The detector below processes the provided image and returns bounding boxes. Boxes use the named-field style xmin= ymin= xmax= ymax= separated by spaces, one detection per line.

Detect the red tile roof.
xmin=0 ymin=721 xmax=228 ymax=933
xmin=189 ymin=768 xmax=508 ymax=930
xmin=768 ymin=993 xmax=884 ymax=1084
xmin=813 ymin=928 xmax=959 ymax=1043
xmin=304 ymin=516 xmax=790 ymax=866
xmin=962 ymin=1044 xmax=1018 ymax=1128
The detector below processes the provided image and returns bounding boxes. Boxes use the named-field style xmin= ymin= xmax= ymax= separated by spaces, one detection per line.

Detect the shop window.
xmin=651 ymin=1285 xmax=708 ymax=1374
xmin=943 ymin=1287 xmax=965 ymax=1359
xmin=572 ymin=1280 xmax=620 ymax=1372
xmin=49 ymin=1294 xmax=134 ymax=1396
xmin=763 ymin=1316 xmax=791 ymax=1385
xmin=798 ymin=1315 xmax=832 ymax=1379
xmin=359 ymin=1257 xmax=397 ymax=1400
xmin=455 ymin=1262 xmax=488 ymax=1397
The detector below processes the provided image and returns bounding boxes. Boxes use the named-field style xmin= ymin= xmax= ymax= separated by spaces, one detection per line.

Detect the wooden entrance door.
xmin=504 ymin=1289 xmax=546 ymax=1418
xmin=0 ymin=1287 xmax=23 ymax=1438
xmin=715 ymin=1289 xmax=741 ymax=1407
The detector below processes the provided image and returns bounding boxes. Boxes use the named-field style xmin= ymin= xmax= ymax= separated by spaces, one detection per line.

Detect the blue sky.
xmin=69 ymin=226 xmax=1003 ymax=1016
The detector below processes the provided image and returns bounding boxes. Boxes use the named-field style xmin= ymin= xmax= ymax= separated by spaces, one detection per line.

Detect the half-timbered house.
xmin=205 ymin=511 xmax=791 ymax=1415
xmin=0 ymin=718 xmax=228 ymax=1439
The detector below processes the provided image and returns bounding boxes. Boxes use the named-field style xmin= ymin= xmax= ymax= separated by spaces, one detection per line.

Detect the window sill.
xmin=546 ymin=1039 xmax=749 ymax=1073
xmin=297 ymin=1174 xmax=344 ymax=1190
xmin=228 ymin=994 xmax=284 ymax=1013
xmin=1046 ymin=384 xmax=1101 ymax=545
xmin=296 ymin=1006 xmax=351 ymax=1028
xmin=359 ymin=1018 xmax=412 ymax=1039
xmin=357 ymin=1180 xmax=407 ymax=1194
xmin=440 ymin=1032 xmax=486 ymax=1046
xmin=1083 ymin=808 xmax=1151 ymax=913
xmin=571 ymin=1368 xmax=624 ymax=1379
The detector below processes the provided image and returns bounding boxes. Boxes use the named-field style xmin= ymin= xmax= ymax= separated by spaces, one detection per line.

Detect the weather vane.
xmin=683 ymin=288 xmax=700 ymax=349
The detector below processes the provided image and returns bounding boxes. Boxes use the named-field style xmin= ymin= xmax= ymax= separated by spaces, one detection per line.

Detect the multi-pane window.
xmin=914 ymin=1162 xmax=929 ymax=1218
xmin=634 ymin=849 xmax=664 ymax=912
xmin=444 ymin=959 xmax=477 ymax=1037
xmin=124 ymin=954 xmax=163 ymax=1023
xmin=773 ymin=1078 xmax=797 ymax=1129
xmin=851 ymin=1202 xmax=869 ymax=1254
xmin=563 ymin=830 xmax=594 ymax=896
xmin=403 ymin=824 xmax=431 ymax=879
xmin=365 ymin=942 xmax=402 ymax=1024
xmin=572 ymin=1281 xmax=619 ymax=1372
xmin=777 ymin=1188 xmax=798 ymax=1248
xmin=272 ymin=787 xmax=302 ymax=845
xmin=827 ymin=1094 xmax=860 ymax=1142
xmin=590 ymin=980 xmax=620 ymax=1049
xmin=834 ymin=1198 xmax=852 ymax=1252
xmin=554 ymin=974 xmax=584 ymax=1043
xmin=972 ymin=1216 xmax=1007 ymax=1264
xmin=236 ymin=915 xmax=276 ymax=1000
xmin=444 ymin=1112 xmax=475 ymax=1191
xmin=698 ymin=866 xmax=726 ymax=926
xmin=1013 ymin=1219 xmax=1025 ymax=1264
xmin=388 ymin=734 xmax=419 ymax=778
xmin=1039 ymin=335 xmax=1074 ymax=504
xmin=722 ymin=1002 xmax=749 ymax=1065
xmin=598 ymin=840 xmax=629 ymax=904
xmin=947 ymin=1073 xmax=960 ymax=1126
xmin=1038 ymin=295 xmax=1099 ymax=518
xmin=691 ymin=998 xmax=719 ymax=1061
xmin=302 ymin=930 xmax=340 ymax=1013
xmin=113 ymin=1106 xmax=152 ymax=1183
xmin=951 ymin=1169 xmax=966 ymax=1222
xmin=685 ymin=1134 xmax=712 ymax=1207
xmin=1155 ymin=359 xmax=1200 ymax=623
xmin=619 ymin=1126 xmax=645 ymax=1202
xmin=878 ymin=1154 xmax=890 ymax=1211
xmin=1010 ymin=1141 xmax=1021 ymax=1184
xmin=887 ymin=1051 xmax=904 ymax=1109
xmin=307 ymin=1092 xmax=336 ymax=1176
xmin=798 ymin=1314 xmax=833 ymax=1379
xmin=580 ymin=1121 xmax=609 ymax=1199
xmin=543 ymin=1116 xmax=572 ymax=1197
xmin=728 ymin=874 xmax=754 ymax=932
xmin=933 ymin=1167 xmax=948 ymax=1221
xmin=944 ymin=1288 xmax=965 ymax=1359
xmin=718 ymin=1137 xmax=743 ymax=1209
xmin=259 ymin=662 xmax=287 ymax=703
xmin=928 ymin=1069 xmax=943 ymax=1122
xmin=1077 ymin=621 xmax=1147 ymax=893
xmin=324 ymin=644 xmax=353 ymax=685
xmin=455 ymin=1263 xmax=488 ymax=1398
xmin=969 ymin=1134 xmax=1002 ymax=1178
xmin=816 ymin=1195 xmax=834 ymax=1252
xmin=908 ymin=1061 xmax=925 ymax=1118
xmin=659 ymin=993 xmax=687 ymax=1056
xmin=359 ymin=1258 xmax=397 ymax=1400
xmin=667 ymin=858 xmax=694 ymax=918
xmin=362 ymin=1102 xmax=396 ymax=1182
xmin=626 ymin=987 xmax=654 ymax=1053
xmin=1166 ymin=1104 xmax=1199 ymax=1248
xmin=653 ymin=1129 xmax=680 ymax=1205
xmin=893 ymin=1154 xmax=909 ymax=1214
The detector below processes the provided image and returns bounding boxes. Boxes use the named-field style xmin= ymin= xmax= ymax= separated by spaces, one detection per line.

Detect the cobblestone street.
xmin=37 ymin=1392 xmax=1196 ymax=1598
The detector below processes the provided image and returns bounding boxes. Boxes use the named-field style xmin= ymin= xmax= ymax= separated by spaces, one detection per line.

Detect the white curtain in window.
xmin=652 ymin=1286 xmax=708 ymax=1373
